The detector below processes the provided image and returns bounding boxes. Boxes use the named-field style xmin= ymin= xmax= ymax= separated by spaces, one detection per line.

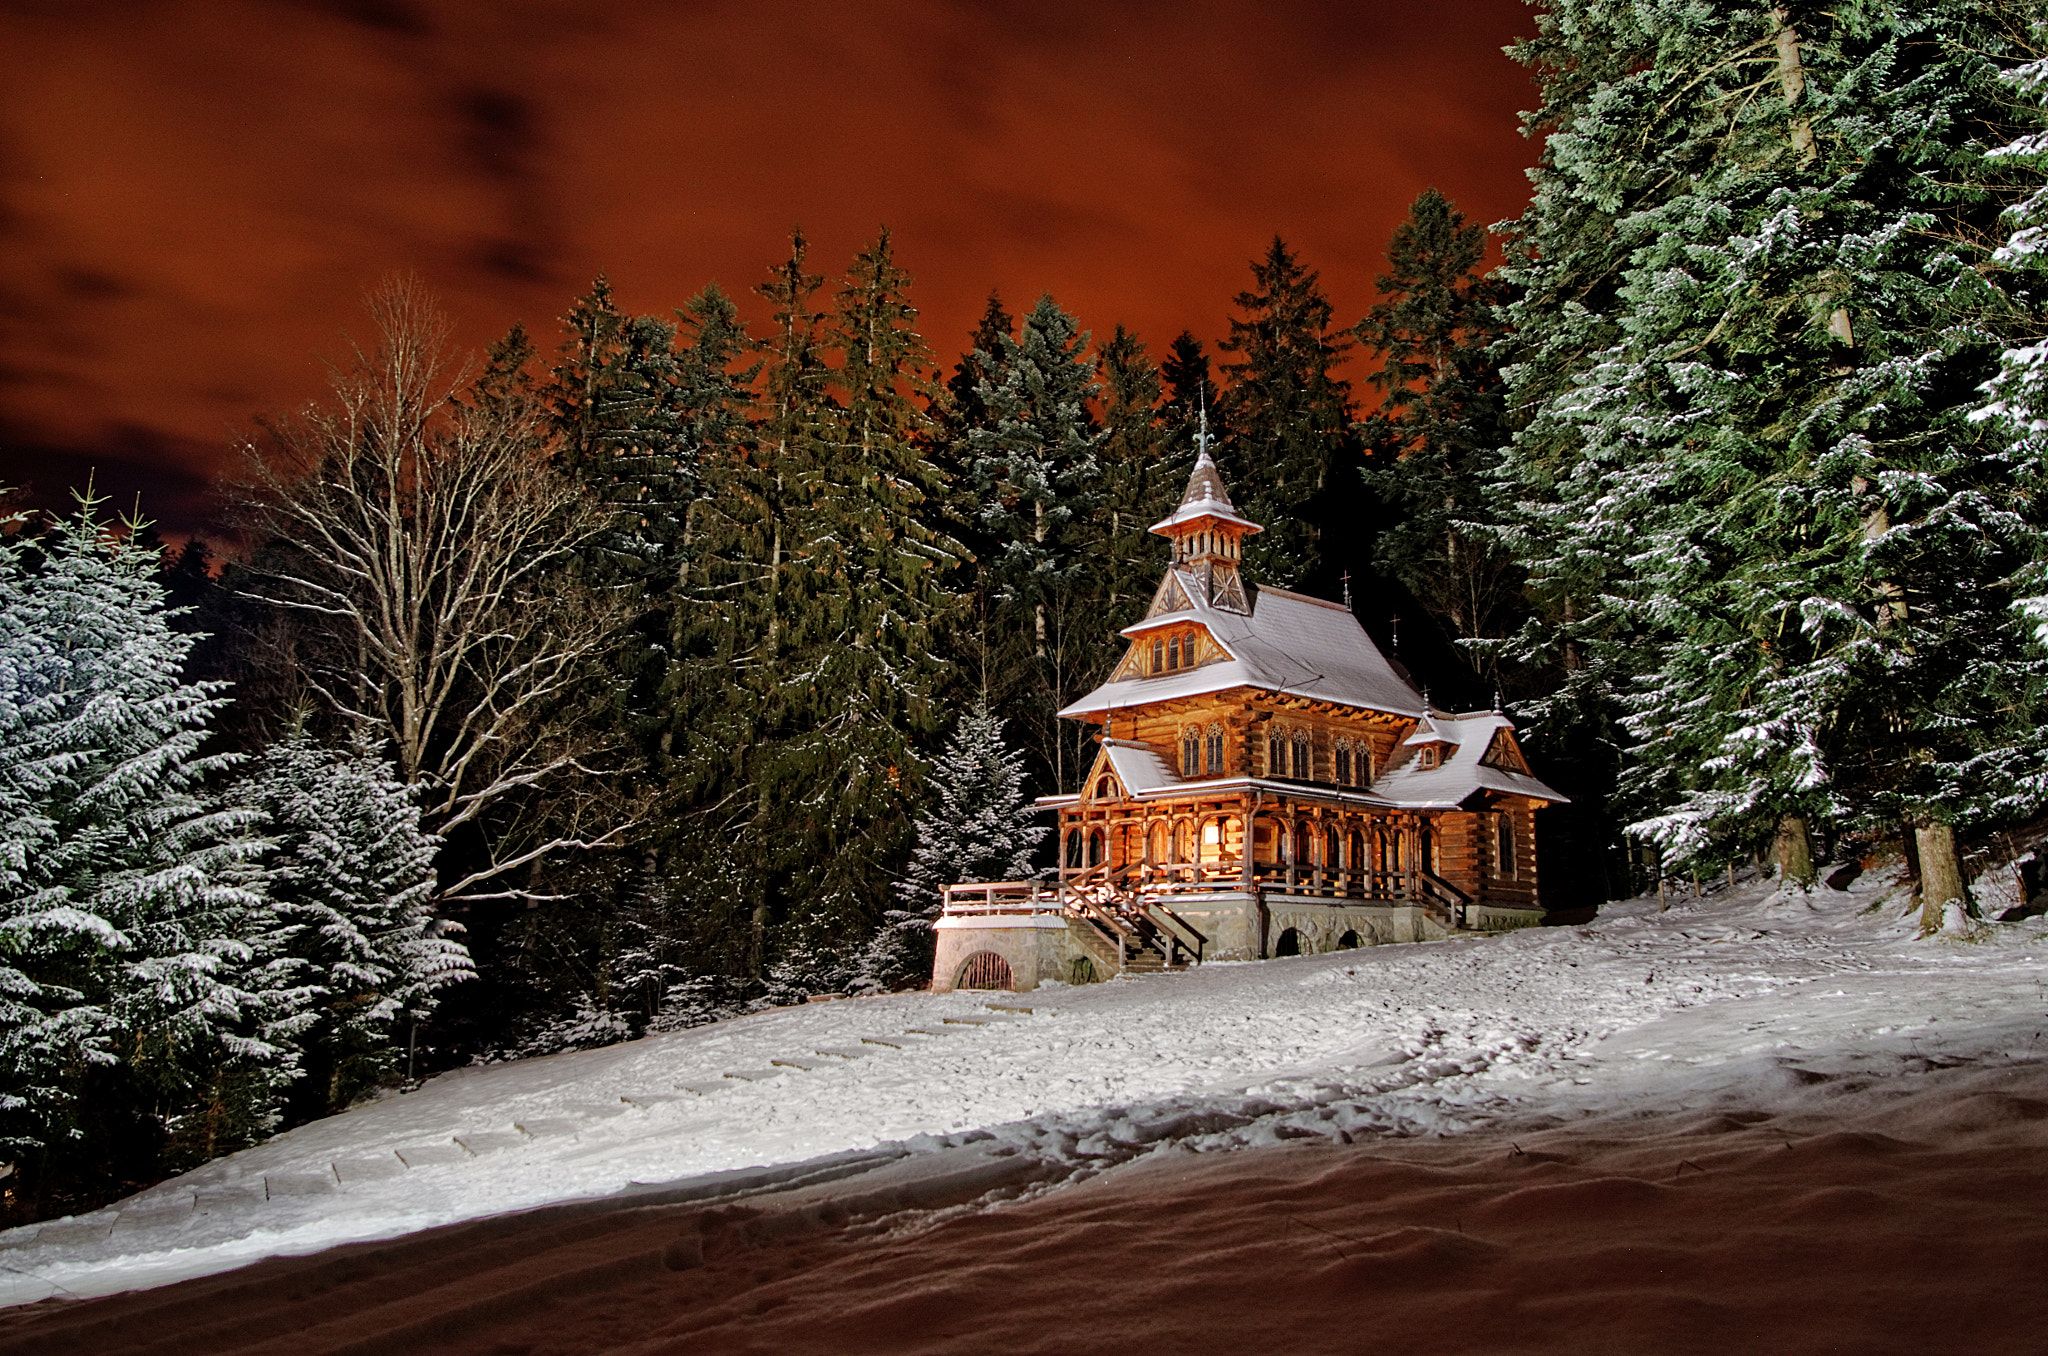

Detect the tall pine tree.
xmin=1357 ymin=188 xmax=1519 ymax=671
xmin=1217 ymin=237 xmax=1359 ymax=591
xmin=0 ymin=494 xmax=272 ymax=1214
xmin=969 ymin=293 xmax=1107 ymax=792
xmin=1491 ymin=2 xmax=2048 ymax=918
xmin=1094 ymin=325 xmax=1181 ymax=628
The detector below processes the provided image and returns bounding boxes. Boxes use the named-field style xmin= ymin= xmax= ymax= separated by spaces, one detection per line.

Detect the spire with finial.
xmin=1145 ymin=406 xmax=1261 ymax=616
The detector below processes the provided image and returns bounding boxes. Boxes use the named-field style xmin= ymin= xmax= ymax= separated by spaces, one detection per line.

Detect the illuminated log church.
xmin=933 ymin=434 xmax=1565 ymax=993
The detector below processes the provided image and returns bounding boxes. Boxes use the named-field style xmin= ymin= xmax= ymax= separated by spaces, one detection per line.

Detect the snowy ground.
xmin=5 ymin=865 xmax=2046 ymax=1308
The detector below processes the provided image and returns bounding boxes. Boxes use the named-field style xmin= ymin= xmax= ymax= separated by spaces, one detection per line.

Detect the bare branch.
xmin=230 ymin=276 xmax=636 ymax=901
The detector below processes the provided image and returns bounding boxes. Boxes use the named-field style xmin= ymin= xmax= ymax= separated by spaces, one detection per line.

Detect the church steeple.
xmin=1147 ymin=411 xmax=1260 ymax=615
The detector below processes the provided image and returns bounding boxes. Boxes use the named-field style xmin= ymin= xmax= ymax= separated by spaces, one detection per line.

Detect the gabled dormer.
xmin=1401 ymin=706 xmax=1458 ymax=771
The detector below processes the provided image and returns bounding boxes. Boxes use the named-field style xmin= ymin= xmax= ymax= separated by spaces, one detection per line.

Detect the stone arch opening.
xmin=1274 ymin=927 xmax=1302 ymax=957
xmin=1338 ymin=929 xmax=1361 ymax=950
xmin=957 ymin=951 xmax=1015 ymax=991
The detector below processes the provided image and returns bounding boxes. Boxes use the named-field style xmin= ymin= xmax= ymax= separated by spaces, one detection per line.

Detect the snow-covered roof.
xmin=1371 ymin=711 xmax=1569 ymax=808
xmin=1097 ymin=739 xmax=1179 ymax=795
xmin=1148 ymin=448 xmax=1262 ymax=536
xmin=1061 ymin=578 xmax=1426 ymax=720
xmin=1066 ymin=722 xmax=1562 ymax=811
xmin=1403 ymin=712 xmax=1447 ymax=745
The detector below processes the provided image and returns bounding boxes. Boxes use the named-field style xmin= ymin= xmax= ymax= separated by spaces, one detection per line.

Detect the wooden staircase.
xmin=1063 ymin=867 xmax=1209 ymax=977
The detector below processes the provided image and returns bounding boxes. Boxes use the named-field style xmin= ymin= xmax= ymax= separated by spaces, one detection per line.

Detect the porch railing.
xmin=940 ymin=858 xmax=1473 ymax=963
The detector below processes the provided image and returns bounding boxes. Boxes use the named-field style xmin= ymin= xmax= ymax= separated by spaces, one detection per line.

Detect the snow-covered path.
xmin=6 ymin=873 xmax=2045 ymax=1306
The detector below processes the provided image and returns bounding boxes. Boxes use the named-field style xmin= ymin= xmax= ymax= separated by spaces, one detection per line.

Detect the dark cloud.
xmin=306 ymin=0 xmax=431 ymax=37
xmin=0 ymin=0 xmax=1539 ymax=537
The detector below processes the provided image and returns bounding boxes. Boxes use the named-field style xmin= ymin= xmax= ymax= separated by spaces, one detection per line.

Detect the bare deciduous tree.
xmin=235 ymin=276 xmax=630 ymax=901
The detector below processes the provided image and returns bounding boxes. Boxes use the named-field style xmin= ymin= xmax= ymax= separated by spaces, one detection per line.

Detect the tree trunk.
xmin=1773 ymin=812 xmax=1816 ymax=888
xmin=1771 ymin=8 xmax=1817 ymax=164
xmin=1915 ymin=820 xmax=1969 ymax=933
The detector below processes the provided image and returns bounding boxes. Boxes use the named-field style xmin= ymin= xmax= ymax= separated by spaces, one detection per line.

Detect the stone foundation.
xmin=931 ymin=892 xmax=1546 ymax=991
xmin=932 ymin=914 xmax=1105 ymax=993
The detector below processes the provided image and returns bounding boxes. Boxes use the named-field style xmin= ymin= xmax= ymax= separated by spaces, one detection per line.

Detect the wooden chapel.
xmin=932 ymin=432 xmax=1565 ymax=993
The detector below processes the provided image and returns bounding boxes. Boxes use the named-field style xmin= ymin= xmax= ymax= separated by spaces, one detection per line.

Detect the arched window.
xmin=1205 ymin=724 xmax=1225 ymax=775
xmin=1293 ymin=731 xmax=1312 ymax=780
xmin=1335 ymin=742 xmax=1353 ymax=785
xmin=1181 ymin=727 xmax=1201 ymax=776
xmin=1151 ymin=638 xmax=1164 ymax=672
xmin=1268 ymin=730 xmax=1286 ymax=777
xmin=1419 ymin=746 xmax=1439 ymax=769
xmin=1167 ymin=635 xmax=1181 ymax=670
xmin=1497 ymin=814 xmax=1516 ymax=878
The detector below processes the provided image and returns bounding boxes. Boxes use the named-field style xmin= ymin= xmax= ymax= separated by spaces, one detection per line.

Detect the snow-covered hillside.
xmin=5 ymin=869 xmax=2045 ymax=1307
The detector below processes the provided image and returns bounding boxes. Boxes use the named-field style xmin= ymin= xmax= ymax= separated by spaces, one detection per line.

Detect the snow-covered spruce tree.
xmin=0 ymin=494 xmax=275 ymax=1205
xmin=1970 ymin=29 xmax=2048 ymax=916
xmin=854 ymin=704 xmax=1047 ymax=994
xmin=229 ymin=730 xmax=472 ymax=1119
xmin=970 ymin=293 xmax=1107 ymax=792
xmin=1490 ymin=3 xmax=2048 ymax=920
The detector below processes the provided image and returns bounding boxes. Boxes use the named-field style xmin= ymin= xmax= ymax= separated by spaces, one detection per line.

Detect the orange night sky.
xmin=0 ymin=0 xmax=1541 ymax=537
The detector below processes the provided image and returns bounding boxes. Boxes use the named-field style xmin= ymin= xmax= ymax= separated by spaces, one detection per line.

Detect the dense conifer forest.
xmin=4 ymin=0 xmax=2046 ymax=1225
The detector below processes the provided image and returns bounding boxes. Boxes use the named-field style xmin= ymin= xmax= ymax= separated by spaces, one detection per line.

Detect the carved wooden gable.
xmin=1479 ymin=726 xmax=1533 ymax=775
